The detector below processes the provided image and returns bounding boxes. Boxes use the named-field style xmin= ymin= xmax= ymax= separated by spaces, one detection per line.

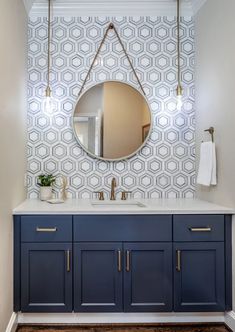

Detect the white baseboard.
xmin=5 ymin=313 xmax=18 ymax=332
xmin=18 ymin=312 xmax=225 ymax=325
xmin=225 ymin=311 xmax=235 ymax=331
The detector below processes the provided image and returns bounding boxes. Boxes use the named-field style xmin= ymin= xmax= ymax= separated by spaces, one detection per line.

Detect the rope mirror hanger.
xmin=77 ymin=22 xmax=146 ymax=98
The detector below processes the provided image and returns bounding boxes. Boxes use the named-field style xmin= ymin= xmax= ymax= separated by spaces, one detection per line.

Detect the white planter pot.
xmin=40 ymin=186 xmax=52 ymax=201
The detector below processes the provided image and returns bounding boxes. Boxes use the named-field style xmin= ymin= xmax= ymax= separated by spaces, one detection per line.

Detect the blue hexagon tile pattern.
xmin=27 ymin=16 xmax=195 ymax=199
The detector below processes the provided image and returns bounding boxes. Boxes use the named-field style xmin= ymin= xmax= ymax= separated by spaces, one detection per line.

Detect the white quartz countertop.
xmin=13 ymin=198 xmax=234 ymax=215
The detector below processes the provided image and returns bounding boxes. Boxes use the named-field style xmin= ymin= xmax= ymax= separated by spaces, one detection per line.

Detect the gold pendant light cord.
xmin=78 ymin=23 xmax=146 ymax=97
xmin=177 ymin=0 xmax=181 ymax=90
xmin=46 ymin=0 xmax=51 ymax=94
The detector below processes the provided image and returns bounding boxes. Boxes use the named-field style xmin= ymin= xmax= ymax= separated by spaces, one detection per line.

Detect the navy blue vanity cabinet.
xmin=173 ymin=242 xmax=225 ymax=312
xmin=16 ymin=215 xmax=73 ymax=312
xmin=73 ymin=215 xmax=173 ymax=313
xmin=124 ymin=243 xmax=172 ymax=312
xmin=74 ymin=243 xmax=123 ymax=312
xmin=14 ymin=213 xmax=232 ymax=314
xmin=21 ymin=243 xmax=72 ymax=312
xmin=173 ymin=215 xmax=231 ymax=312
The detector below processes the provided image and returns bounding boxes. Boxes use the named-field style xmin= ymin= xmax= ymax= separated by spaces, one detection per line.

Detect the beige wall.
xmin=0 ymin=0 xmax=27 ymax=330
xmin=195 ymin=0 xmax=235 ymax=309
xmin=195 ymin=0 xmax=235 ymax=206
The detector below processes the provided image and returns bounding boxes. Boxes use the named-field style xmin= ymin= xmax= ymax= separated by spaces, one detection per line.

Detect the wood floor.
xmin=16 ymin=324 xmax=231 ymax=332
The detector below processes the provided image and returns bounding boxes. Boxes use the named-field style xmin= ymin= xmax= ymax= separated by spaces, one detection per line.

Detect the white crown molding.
xmin=29 ymin=0 xmax=194 ymax=17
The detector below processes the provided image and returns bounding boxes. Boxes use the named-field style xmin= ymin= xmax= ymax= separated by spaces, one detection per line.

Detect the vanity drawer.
xmin=74 ymin=215 xmax=172 ymax=242
xmin=173 ymin=215 xmax=224 ymax=242
xmin=21 ymin=215 xmax=72 ymax=242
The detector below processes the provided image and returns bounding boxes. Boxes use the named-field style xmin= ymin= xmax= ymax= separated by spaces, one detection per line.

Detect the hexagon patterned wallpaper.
xmin=28 ymin=16 xmax=195 ymax=199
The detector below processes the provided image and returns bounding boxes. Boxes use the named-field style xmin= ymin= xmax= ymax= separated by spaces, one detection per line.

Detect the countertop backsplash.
xmin=27 ymin=16 xmax=195 ymax=199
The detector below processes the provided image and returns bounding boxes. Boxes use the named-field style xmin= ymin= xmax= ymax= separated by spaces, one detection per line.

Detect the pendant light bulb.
xmin=176 ymin=84 xmax=183 ymax=111
xmin=43 ymin=86 xmax=56 ymax=116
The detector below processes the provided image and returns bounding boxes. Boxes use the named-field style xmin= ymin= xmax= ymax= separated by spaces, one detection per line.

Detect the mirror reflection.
xmin=73 ymin=81 xmax=151 ymax=160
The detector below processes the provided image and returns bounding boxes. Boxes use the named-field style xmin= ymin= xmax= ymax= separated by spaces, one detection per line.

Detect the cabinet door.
xmin=174 ymin=242 xmax=225 ymax=312
xmin=21 ymin=243 xmax=72 ymax=312
xmin=74 ymin=243 xmax=123 ymax=312
xmin=124 ymin=243 xmax=172 ymax=312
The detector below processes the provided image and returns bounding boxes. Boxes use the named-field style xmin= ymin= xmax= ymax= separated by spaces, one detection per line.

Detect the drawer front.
xmin=173 ymin=215 xmax=224 ymax=242
xmin=74 ymin=215 xmax=172 ymax=242
xmin=21 ymin=215 xmax=72 ymax=242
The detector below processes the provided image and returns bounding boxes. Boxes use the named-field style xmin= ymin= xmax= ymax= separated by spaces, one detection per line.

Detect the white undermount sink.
xmin=91 ymin=200 xmax=146 ymax=208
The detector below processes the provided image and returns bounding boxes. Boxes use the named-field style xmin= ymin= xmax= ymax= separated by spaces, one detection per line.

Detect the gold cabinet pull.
xmin=66 ymin=250 xmax=70 ymax=272
xmin=176 ymin=250 xmax=181 ymax=272
xmin=126 ymin=250 xmax=131 ymax=272
xmin=117 ymin=250 xmax=122 ymax=272
xmin=36 ymin=227 xmax=57 ymax=232
xmin=189 ymin=227 xmax=211 ymax=232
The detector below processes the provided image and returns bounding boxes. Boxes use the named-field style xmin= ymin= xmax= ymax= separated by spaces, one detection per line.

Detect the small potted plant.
xmin=38 ymin=174 xmax=56 ymax=201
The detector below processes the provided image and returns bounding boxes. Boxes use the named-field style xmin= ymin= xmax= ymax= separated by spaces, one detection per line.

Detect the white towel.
xmin=197 ymin=142 xmax=217 ymax=186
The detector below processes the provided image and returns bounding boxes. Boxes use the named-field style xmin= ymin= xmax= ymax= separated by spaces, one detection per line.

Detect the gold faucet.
xmin=110 ymin=177 xmax=117 ymax=200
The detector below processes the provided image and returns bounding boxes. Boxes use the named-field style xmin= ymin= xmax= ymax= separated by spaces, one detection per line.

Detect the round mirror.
xmin=73 ymin=81 xmax=151 ymax=161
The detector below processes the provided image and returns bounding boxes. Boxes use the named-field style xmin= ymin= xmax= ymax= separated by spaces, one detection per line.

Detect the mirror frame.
xmin=72 ymin=80 xmax=152 ymax=162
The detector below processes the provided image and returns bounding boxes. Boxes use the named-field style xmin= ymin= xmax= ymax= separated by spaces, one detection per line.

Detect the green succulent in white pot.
xmin=38 ymin=174 xmax=56 ymax=201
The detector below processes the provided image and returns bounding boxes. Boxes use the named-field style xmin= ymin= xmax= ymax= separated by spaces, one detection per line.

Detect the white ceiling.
xmin=23 ymin=0 xmax=207 ymax=17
